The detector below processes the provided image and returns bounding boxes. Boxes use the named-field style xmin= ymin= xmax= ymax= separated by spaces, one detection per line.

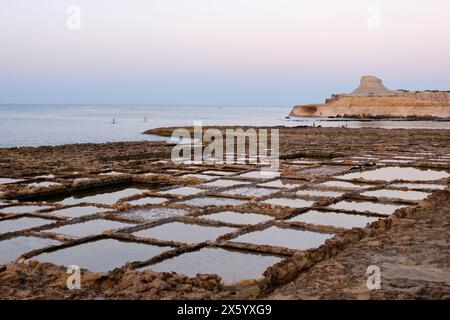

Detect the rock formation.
xmin=290 ymin=76 xmax=450 ymax=119
xmin=350 ymin=75 xmax=396 ymax=96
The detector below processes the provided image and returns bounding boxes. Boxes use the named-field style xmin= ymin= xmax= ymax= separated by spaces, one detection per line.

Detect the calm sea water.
xmin=0 ymin=104 xmax=449 ymax=148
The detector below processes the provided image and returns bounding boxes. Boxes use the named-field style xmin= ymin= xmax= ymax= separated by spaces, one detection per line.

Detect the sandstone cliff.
xmin=290 ymin=76 xmax=450 ymax=119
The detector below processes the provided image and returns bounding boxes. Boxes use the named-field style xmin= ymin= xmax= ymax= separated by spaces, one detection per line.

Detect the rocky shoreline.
xmin=0 ymin=127 xmax=449 ymax=299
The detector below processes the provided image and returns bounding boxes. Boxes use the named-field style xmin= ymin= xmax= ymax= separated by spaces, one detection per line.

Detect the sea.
xmin=1 ymin=104 xmax=449 ymax=148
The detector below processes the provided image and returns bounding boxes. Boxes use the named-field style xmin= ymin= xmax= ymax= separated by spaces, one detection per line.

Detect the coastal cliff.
xmin=290 ymin=76 xmax=450 ymax=119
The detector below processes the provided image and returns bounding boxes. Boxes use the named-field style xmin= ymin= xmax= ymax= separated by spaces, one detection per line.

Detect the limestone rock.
xmin=351 ymin=75 xmax=396 ymax=96
xmin=290 ymin=75 xmax=450 ymax=119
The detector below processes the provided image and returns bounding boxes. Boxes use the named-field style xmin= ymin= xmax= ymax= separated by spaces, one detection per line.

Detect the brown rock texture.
xmin=1 ymin=127 xmax=449 ymax=300
xmin=0 ymin=262 xmax=236 ymax=300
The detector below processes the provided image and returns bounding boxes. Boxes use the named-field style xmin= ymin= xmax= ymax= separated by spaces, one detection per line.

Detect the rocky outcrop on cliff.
xmin=350 ymin=75 xmax=396 ymax=96
xmin=290 ymin=76 xmax=450 ymax=119
xmin=407 ymin=91 xmax=450 ymax=104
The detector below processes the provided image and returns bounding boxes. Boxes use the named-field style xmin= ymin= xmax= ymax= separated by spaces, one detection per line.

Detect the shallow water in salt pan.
xmin=0 ymin=205 xmax=53 ymax=214
xmin=329 ymin=201 xmax=406 ymax=215
xmin=222 ymin=187 xmax=278 ymax=197
xmin=0 ymin=217 xmax=56 ymax=234
xmin=378 ymin=159 xmax=412 ymax=164
xmin=133 ymin=222 xmax=236 ymax=243
xmin=296 ymin=189 xmax=344 ymax=198
xmin=258 ymin=179 xmax=305 ymax=189
xmin=394 ymin=156 xmax=421 ymax=160
xmin=287 ymin=210 xmax=379 ymax=229
xmin=178 ymin=197 xmax=247 ymax=207
xmin=98 ymin=171 xmax=125 ymax=176
xmin=0 ymin=236 xmax=60 ymax=265
xmin=202 ymin=211 xmax=273 ymax=225
xmin=390 ymin=183 xmax=447 ymax=190
xmin=319 ymin=181 xmax=369 ymax=190
xmin=237 ymin=171 xmax=280 ymax=179
xmin=47 ymin=206 xmax=111 ymax=218
xmin=159 ymin=186 xmax=204 ymax=196
xmin=28 ymin=182 xmax=63 ymax=188
xmin=262 ymin=198 xmax=314 ymax=209
xmin=34 ymin=174 xmax=56 ymax=179
xmin=127 ymin=197 xmax=167 ymax=206
xmin=58 ymin=187 xmax=149 ymax=206
xmin=0 ymin=178 xmax=24 ymax=185
xmin=122 ymin=207 xmax=189 ymax=221
xmin=44 ymin=219 xmax=134 ymax=237
xmin=232 ymin=226 xmax=333 ymax=250
xmin=361 ymin=189 xmax=430 ymax=201
xmin=201 ymin=179 xmax=250 ymax=188
xmin=289 ymin=159 xmax=317 ymax=164
xmin=338 ymin=167 xmax=450 ymax=182
xmin=34 ymin=239 xmax=169 ymax=272
xmin=298 ymin=166 xmax=351 ymax=176
xmin=144 ymin=247 xmax=282 ymax=283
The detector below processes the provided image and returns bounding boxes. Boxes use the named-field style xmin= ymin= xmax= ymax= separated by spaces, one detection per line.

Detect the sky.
xmin=0 ymin=0 xmax=449 ymax=105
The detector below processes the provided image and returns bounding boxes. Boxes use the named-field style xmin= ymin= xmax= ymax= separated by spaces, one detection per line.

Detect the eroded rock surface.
xmin=0 ymin=127 xmax=449 ymax=299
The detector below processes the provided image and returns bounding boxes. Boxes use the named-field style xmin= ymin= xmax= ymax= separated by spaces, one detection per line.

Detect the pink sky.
xmin=0 ymin=0 xmax=449 ymax=104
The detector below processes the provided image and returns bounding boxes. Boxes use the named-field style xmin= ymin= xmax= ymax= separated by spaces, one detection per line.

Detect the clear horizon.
xmin=1 ymin=0 xmax=449 ymax=105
